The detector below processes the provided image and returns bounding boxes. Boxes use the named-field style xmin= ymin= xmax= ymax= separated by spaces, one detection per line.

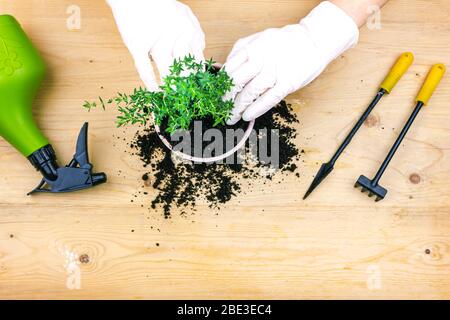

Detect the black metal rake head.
xmin=354 ymin=175 xmax=387 ymax=202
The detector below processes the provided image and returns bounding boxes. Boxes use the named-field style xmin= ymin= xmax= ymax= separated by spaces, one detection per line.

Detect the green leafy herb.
xmin=85 ymin=55 xmax=235 ymax=134
xmin=83 ymin=100 xmax=96 ymax=111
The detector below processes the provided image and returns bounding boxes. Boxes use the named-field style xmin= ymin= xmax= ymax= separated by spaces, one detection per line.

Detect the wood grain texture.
xmin=0 ymin=0 xmax=450 ymax=299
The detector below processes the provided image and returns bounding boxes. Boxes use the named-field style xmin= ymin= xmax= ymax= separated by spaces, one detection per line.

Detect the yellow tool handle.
xmin=416 ymin=63 xmax=446 ymax=105
xmin=380 ymin=52 xmax=414 ymax=93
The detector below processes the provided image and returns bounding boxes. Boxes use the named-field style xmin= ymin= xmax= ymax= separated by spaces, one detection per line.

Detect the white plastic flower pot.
xmin=152 ymin=63 xmax=255 ymax=163
xmin=154 ymin=119 xmax=255 ymax=163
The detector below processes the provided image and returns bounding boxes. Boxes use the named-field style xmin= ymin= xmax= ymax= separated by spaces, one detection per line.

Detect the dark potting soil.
xmin=131 ymin=100 xmax=302 ymax=218
xmin=159 ymin=115 xmax=249 ymax=156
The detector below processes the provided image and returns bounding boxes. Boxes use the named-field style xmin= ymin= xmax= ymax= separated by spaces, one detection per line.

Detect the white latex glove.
xmin=107 ymin=0 xmax=205 ymax=91
xmin=223 ymin=1 xmax=359 ymax=124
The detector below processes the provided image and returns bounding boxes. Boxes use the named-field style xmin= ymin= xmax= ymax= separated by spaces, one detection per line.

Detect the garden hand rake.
xmin=355 ymin=63 xmax=446 ymax=201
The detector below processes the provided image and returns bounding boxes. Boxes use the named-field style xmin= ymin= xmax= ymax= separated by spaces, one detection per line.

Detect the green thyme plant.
xmin=84 ymin=55 xmax=234 ymax=134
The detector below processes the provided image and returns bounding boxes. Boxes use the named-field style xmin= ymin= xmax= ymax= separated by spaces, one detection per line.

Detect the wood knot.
xmin=409 ymin=173 xmax=421 ymax=184
xmin=422 ymin=244 xmax=444 ymax=262
xmin=364 ymin=114 xmax=379 ymax=128
xmin=79 ymin=254 xmax=90 ymax=264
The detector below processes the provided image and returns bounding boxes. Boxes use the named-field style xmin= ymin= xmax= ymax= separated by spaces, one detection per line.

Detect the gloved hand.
xmin=223 ymin=1 xmax=359 ymax=125
xmin=107 ymin=0 xmax=205 ymax=91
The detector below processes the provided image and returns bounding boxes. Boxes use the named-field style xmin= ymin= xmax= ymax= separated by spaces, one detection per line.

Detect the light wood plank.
xmin=0 ymin=0 xmax=449 ymax=299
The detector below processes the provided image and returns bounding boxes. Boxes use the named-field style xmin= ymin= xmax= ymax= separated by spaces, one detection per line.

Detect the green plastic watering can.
xmin=0 ymin=15 xmax=106 ymax=194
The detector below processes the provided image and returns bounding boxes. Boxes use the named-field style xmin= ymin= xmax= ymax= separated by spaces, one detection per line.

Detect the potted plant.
xmin=85 ymin=55 xmax=254 ymax=163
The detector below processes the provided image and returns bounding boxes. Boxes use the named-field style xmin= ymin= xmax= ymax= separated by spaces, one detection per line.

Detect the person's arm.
xmin=223 ymin=0 xmax=390 ymax=124
xmin=331 ymin=0 xmax=389 ymax=27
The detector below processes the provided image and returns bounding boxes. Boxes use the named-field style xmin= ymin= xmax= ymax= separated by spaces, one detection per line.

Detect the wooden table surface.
xmin=0 ymin=0 xmax=449 ymax=300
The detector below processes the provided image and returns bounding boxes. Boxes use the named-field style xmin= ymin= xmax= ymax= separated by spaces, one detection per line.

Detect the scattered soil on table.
xmin=130 ymin=101 xmax=302 ymax=218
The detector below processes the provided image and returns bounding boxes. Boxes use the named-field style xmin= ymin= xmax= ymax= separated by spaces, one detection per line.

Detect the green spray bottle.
xmin=0 ymin=15 xmax=106 ymax=194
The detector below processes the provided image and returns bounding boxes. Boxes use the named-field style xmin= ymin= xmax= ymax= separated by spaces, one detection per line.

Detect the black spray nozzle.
xmin=27 ymin=122 xmax=107 ymax=194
